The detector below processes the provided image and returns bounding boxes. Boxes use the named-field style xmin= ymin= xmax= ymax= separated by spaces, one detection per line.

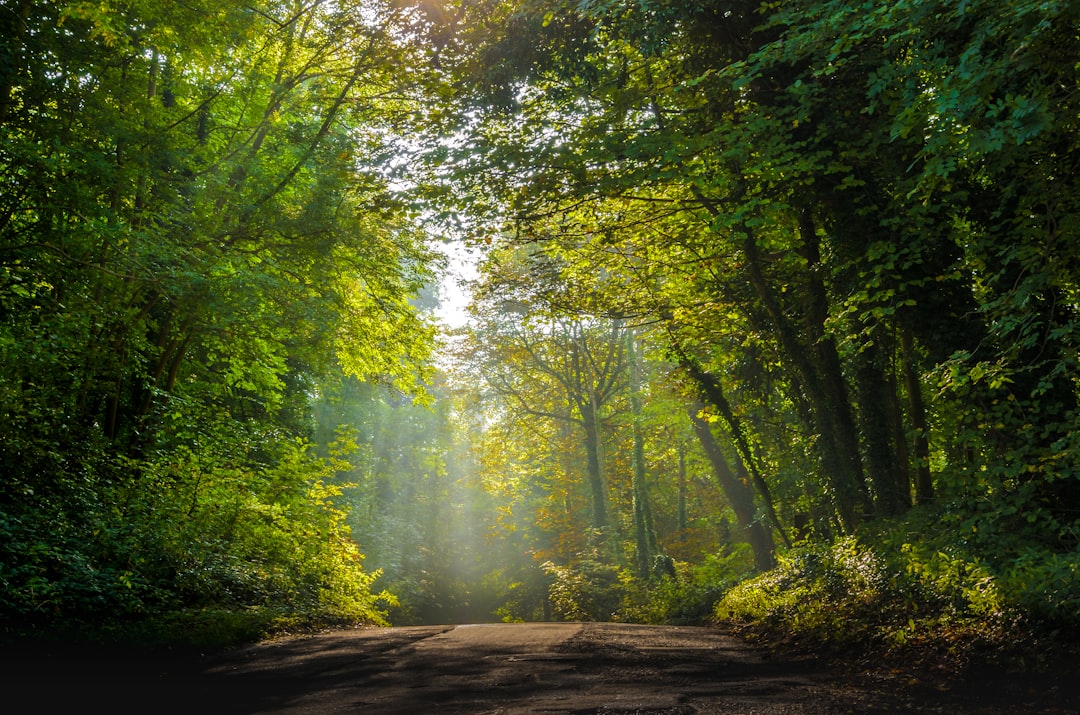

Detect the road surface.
xmin=3 ymin=622 xmax=1070 ymax=713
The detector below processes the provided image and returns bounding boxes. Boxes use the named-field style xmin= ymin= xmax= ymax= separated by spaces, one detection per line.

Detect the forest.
xmin=1 ymin=0 xmax=1078 ymax=660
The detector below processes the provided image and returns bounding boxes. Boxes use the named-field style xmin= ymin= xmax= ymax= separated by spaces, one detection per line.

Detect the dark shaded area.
xmin=2 ymin=624 xmax=1077 ymax=713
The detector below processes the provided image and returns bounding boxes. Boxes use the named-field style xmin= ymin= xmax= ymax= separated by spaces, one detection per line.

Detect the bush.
xmin=542 ymin=559 xmax=622 ymax=621
xmin=616 ymin=546 xmax=754 ymax=625
xmin=716 ymin=509 xmax=1080 ymax=663
xmin=0 ymin=430 xmax=394 ymax=647
xmin=717 ymin=538 xmax=899 ymax=646
xmin=998 ymin=549 xmax=1080 ymax=625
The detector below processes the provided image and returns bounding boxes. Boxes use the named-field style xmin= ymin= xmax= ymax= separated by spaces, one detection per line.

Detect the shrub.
xmin=716 ymin=531 xmax=1030 ymax=658
xmin=542 ymin=559 xmax=622 ymax=621
xmin=616 ymin=546 xmax=754 ymax=625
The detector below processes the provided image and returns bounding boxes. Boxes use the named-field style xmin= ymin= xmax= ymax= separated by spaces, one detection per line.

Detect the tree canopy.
xmin=1 ymin=0 xmax=435 ymax=640
xmin=2 ymin=0 xmax=1079 ymax=649
xmin=401 ymin=0 xmax=1080 ymax=629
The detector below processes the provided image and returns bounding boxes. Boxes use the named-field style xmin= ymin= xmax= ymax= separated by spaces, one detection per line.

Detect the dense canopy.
xmin=2 ymin=0 xmax=1078 ymax=649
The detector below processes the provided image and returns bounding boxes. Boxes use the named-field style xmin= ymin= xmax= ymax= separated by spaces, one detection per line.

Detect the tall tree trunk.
xmin=133 ymin=49 xmax=159 ymax=218
xmin=885 ymin=352 xmax=913 ymax=509
xmin=853 ymin=335 xmax=908 ymax=516
xmin=580 ymin=398 xmax=608 ymax=531
xmin=558 ymin=402 xmax=577 ymax=522
xmin=681 ymin=359 xmax=791 ymax=548
xmin=688 ymin=182 xmax=864 ymax=531
xmin=690 ymin=408 xmax=775 ymax=572
xmin=628 ymin=329 xmax=654 ymax=578
xmin=677 ymin=444 xmax=688 ymax=532
xmin=740 ymin=230 xmax=864 ymax=532
xmin=796 ymin=210 xmax=873 ymax=522
xmin=900 ymin=325 xmax=933 ymax=504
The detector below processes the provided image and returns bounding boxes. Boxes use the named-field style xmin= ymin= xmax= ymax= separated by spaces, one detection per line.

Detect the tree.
xmin=467 ymin=263 xmax=628 ymax=535
xmin=688 ymin=406 xmax=775 ymax=573
xmin=406 ymin=0 xmax=1080 ymax=567
xmin=626 ymin=327 xmax=659 ymax=577
xmin=0 ymin=0 xmax=437 ymax=635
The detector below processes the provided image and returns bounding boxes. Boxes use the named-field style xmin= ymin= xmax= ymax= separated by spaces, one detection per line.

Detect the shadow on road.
xmin=2 ymin=623 xmax=1074 ymax=713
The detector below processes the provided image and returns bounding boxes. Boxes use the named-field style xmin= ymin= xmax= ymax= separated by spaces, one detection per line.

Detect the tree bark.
xmin=690 ymin=408 xmax=775 ymax=572
xmin=681 ymin=359 xmax=791 ymax=548
xmin=885 ymin=351 xmax=913 ymax=509
xmin=0 ymin=0 xmax=30 ymax=125
xmin=853 ymin=336 xmax=908 ymax=516
xmin=900 ymin=325 xmax=933 ymax=504
xmin=796 ymin=211 xmax=873 ymax=522
xmin=628 ymin=329 xmax=655 ymax=578
xmin=688 ymin=181 xmax=865 ymax=531
xmin=677 ymin=444 xmax=688 ymax=532
xmin=738 ymin=231 xmax=864 ymax=531
xmin=580 ymin=398 xmax=608 ymax=531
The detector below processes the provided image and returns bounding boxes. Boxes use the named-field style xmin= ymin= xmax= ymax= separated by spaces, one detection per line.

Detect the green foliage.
xmin=717 ymin=510 xmax=1080 ymax=658
xmin=617 ymin=547 xmax=754 ymax=626
xmin=0 ymin=418 xmax=395 ymax=643
xmin=492 ymin=568 xmax=552 ymax=623
xmin=9 ymin=0 xmax=1079 ymax=648
xmin=1001 ymin=549 xmax=1080 ymax=625
xmin=542 ymin=559 xmax=622 ymax=622
xmin=0 ymin=0 xmax=435 ymax=642
xmin=410 ymin=0 xmax=1080 ymax=634
xmin=138 ymin=434 xmax=394 ymax=622
xmin=535 ymin=546 xmax=752 ymax=626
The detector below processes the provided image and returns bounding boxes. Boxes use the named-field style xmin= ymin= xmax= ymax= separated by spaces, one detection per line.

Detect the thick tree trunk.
xmin=740 ymin=231 xmax=865 ymax=532
xmin=885 ymin=356 xmax=913 ymax=509
xmin=900 ymin=325 xmax=933 ymax=504
xmin=0 ymin=0 xmax=30 ymax=125
xmin=853 ymin=336 xmax=909 ymax=516
xmin=796 ymin=211 xmax=873 ymax=521
xmin=677 ymin=445 xmax=688 ymax=532
xmin=580 ymin=399 xmax=608 ymax=531
xmin=682 ymin=359 xmax=791 ymax=548
xmin=690 ymin=408 xmax=775 ymax=572
xmin=689 ymin=181 xmax=864 ymax=532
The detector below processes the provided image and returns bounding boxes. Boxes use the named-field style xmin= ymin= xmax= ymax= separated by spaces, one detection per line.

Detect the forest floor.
xmin=2 ymin=622 xmax=1078 ymax=713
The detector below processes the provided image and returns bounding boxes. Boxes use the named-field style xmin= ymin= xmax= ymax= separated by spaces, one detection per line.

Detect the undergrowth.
xmin=716 ymin=507 xmax=1080 ymax=672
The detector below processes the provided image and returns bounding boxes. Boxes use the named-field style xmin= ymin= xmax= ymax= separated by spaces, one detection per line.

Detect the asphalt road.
xmin=3 ymin=622 xmax=1068 ymax=713
xmin=196 ymin=622 xmax=841 ymax=714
